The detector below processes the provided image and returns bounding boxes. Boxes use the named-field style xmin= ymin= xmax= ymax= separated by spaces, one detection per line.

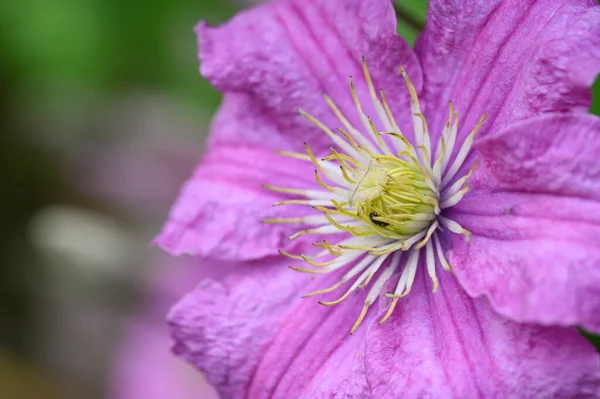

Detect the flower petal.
xmin=111 ymin=256 xmax=226 ymax=399
xmin=158 ymin=0 xmax=424 ymax=262
xmin=168 ymin=256 xmax=375 ymax=399
xmin=111 ymin=321 xmax=217 ymax=399
xmin=448 ymin=113 xmax=600 ymax=332
xmin=365 ymin=268 xmax=600 ymax=398
xmin=197 ymin=0 xmax=422 ymax=155
xmin=154 ymin=145 xmax=314 ymax=261
xmin=416 ymin=0 xmax=600 ymax=142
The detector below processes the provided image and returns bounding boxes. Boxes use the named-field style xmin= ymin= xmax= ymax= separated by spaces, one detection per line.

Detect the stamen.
xmin=316 ymin=255 xmax=378 ymax=302
xmin=385 ymin=249 xmax=419 ymax=299
xmin=440 ymin=184 xmax=470 ymax=209
xmin=262 ymin=217 xmax=304 ymax=224
xmin=438 ymin=216 xmax=471 ymax=242
xmin=433 ymin=234 xmax=451 ymax=271
xmin=368 ymin=251 xmax=401 ymax=302
xmin=275 ymin=150 xmax=311 ymax=161
xmin=273 ymin=199 xmax=332 ymax=206
xmin=322 ymin=213 xmax=368 ymax=235
xmin=289 ymin=253 xmax=363 ymax=274
xmin=304 ymin=143 xmax=347 ymax=186
xmin=361 ymin=57 xmax=394 ymax=132
xmin=399 ymin=65 xmax=426 ymax=155
xmin=323 ymin=94 xmax=375 ymax=155
xmin=378 ymin=297 xmax=399 ymax=325
xmin=302 ymin=281 xmax=343 ymax=298
xmin=319 ymin=256 xmax=385 ymax=306
xmin=350 ymin=303 xmax=371 ymax=334
xmin=336 ymin=128 xmax=362 ymax=153
xmin=432 ymin=136 xmax=445 ymax=187
xmin=313 ymin=240 xmax=343 ymax=256
xmin=315 ymin=235 xmax=383 ymax=254
xmin=442 ymin=174 xmax=470 ymax=201
xmin=379 ymin=251 xmax=418 ymax=324
xmin=265 ymin=61 xmax=485 ymax=333
xmin=425 ymin=240 xmax=438 ymax=293
xmin=262 ymin=214 xmax=329 ymax=225
xmin=368 ymin=241 xmax=404 ymax=256
xmin=339 ymin=165 xmax=356 ymax=184
xmin=300 ymin=254 xmax=338 ymax=267
xmin=278 ymin=250 xmax=309 ymax=260
xmin=263 ymin=185 xmax=335 ymax=199
xmin=400 ymin=230 xmax=427 ymax=250
xmin=367 ymin=116 xmax=393 ymax=156
xmin=299 ymin=109 xmax=362 ymax=160
xmin=314 ymin=170 xmax=337 ymax=192
xmin=350 ymin=76 xmax=379 ymax=147
xmin=442 ymin=114 xmax=486 ymax=187
xmin=327 ymin=147 xmax=357 ymax=170
xmin=358 ymin=266 xmax=378 ymax=288
xmin=336 ymin=240 xmax=394 ymax=252
xmin=434 ymin=102 xmax=453 ymax=161
xmin=289 ymin=224 xmax=354 ymax=240
xmin=415 ymin=221 xmax=439 ymax=249
xmin=379 ymin=89 xmax=402 ymax=137
xmin=414 ymin=113 xmax=432 ymax=167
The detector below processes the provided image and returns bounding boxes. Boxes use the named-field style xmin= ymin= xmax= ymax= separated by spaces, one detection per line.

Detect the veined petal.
xmin=168 ymin=257 xmax=373 ymax=399
xmin=158 ymin=0 xmax=424 ymax=262
xmin=154 ymin=145 xmax=314 ymax=261
xmin=473 ymin=113 xmax=600 ymax=201
xmin=416 ymin=0 xmax=600 ymax=145
xmin=448 ymin=114 xmax=600 ymax=332
xmin=365 ymin=268 xmax=600 ymax=398
xmin=197 ymin=0 xmax=422 ymax=155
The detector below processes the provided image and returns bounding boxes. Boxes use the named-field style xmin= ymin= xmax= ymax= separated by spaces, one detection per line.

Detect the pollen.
xmin=264 ymin=58 xmax=485 ymax=334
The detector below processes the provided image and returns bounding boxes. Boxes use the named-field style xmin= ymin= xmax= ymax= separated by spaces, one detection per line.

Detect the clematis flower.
xmin=156 ymin=0 xmax=600 ymax=397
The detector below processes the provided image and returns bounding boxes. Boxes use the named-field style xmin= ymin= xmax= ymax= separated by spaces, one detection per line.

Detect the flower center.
xmin=350 ymin=155 xmax=438 ymax=240
xmin=263 ymin=59 xmax=485 ymax=333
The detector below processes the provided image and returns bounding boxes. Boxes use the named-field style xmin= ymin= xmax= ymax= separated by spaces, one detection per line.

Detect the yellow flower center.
xmin=351 ymin=156 xmax=438 ymax=239
xmin=263 ymin=59 xmax=486 ymax=333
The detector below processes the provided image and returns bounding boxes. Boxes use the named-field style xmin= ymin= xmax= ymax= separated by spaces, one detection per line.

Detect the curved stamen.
xmin=265 ymin=60 xmax=484 ymax=332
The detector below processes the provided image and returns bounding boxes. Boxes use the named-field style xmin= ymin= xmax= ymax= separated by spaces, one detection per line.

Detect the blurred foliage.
xmin=395 ymin=0 xmax=428 ymax=46
xmin=0 ymin=0 xmax=238 ymax=361
xmin=582 ymin=329 xmax=600 ymax=350
xmin=0 ymin=0 xmax=238 ymax=116
xmin=586 ymin=74 xmax=600 ymax=353
xmin=0 ymin=349 xmax=68 ymax=399
xmin=592 ymin=77 xmax=600 ymax=117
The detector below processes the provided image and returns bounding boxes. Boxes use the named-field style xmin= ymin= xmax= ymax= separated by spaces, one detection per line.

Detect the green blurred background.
xmin=0 ymin=0 xmax=598 ymax=397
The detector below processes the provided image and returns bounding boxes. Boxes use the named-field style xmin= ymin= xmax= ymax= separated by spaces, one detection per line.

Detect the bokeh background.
xmin=0 ymin=0 xmax=599 ymax=398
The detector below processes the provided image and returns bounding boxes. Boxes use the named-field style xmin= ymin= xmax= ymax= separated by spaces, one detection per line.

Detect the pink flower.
xmin=156 ymin=0 xmax=600 ymax=397
xmin=109 ymin=257 xmax=218 ymax=399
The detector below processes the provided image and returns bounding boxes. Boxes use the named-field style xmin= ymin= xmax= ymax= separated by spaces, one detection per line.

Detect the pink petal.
xmin=448 ymin=113 xmax=600 ymax=332
xmin=157 ymin=0 xmax=424 ymax=262
xmin=154 ymin=145 xmax=314 ymax=261
xmin=416 ymin=0 xmax=600 ymax=143
xmin=198 ymin=0 xmax=422 ymax=155
xmin=168 ymin=256 xmax=375 ymax=399
xmin=111 ymin=321 xmax=217 ymax=399
xmin=110 ymin=256 xmax=217 ymax=399
xmin=365 ymin=268 xmax=600 ymax=398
